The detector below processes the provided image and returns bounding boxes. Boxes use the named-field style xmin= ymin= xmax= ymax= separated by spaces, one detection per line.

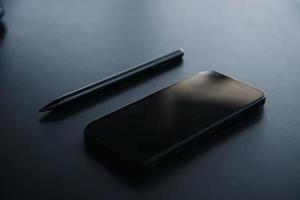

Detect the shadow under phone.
xmin=85 ymin=108 xmax=264 ymax=189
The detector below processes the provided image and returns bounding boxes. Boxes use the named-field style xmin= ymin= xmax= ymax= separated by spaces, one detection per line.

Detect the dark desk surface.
xmin=1 ymin=0 xmax=299 ymax=199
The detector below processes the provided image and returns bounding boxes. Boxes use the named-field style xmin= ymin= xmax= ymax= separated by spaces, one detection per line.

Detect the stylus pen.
xmin=39 ymin=49 xmax=184 ymax=112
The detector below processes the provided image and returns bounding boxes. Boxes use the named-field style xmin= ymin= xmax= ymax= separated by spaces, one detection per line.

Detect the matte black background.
xmin=0 ymin=0 xmax=299 ymax=199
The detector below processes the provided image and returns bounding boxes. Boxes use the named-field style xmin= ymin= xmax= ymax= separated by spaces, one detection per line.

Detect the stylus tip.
xmin=39 ymin=107 xmax=48 ymax=112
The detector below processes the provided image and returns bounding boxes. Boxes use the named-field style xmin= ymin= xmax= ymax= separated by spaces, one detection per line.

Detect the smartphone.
xmin=85 ymin=71 xmax=266 ymax=167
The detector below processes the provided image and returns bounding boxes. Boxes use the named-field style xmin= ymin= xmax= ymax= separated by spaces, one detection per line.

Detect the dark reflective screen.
xmin=86 ymin=71 xmax=265 ymax=163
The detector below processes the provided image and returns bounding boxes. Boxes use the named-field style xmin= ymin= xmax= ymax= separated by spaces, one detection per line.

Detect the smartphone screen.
xmin=85 ymin=71 xmax=265 ymax=165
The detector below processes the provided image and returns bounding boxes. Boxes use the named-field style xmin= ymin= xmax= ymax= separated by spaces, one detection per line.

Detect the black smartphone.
xmin=85 ymin=71 xmax=266 ymax=167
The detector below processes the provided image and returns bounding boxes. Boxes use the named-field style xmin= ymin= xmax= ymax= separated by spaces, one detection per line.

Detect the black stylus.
xmin=39 ymin=49 xmax=184 ymax=112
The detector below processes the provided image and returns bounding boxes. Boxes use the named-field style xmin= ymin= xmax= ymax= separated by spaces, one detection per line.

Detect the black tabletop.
xmin=1 ymin=0 xmax=299 ymax=199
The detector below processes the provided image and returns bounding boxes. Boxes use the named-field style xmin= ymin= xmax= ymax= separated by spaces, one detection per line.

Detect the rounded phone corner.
xmin=83 ymin=122 xmax=93 ymax=139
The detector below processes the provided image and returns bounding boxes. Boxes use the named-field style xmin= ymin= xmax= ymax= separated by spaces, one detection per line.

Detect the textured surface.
xmin=0 ymin=0 xmax=300 ymax=199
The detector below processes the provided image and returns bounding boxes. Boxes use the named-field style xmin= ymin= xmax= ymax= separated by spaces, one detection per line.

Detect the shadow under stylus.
xmin=39 ymin=59 xmax=184 ymax=122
